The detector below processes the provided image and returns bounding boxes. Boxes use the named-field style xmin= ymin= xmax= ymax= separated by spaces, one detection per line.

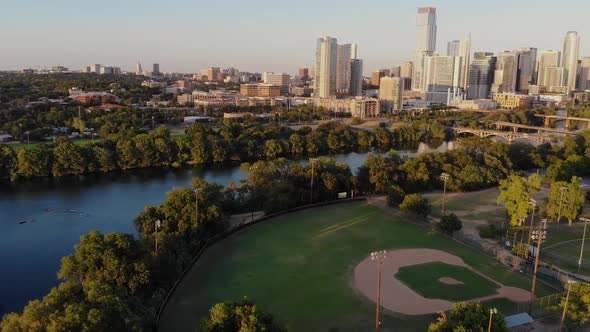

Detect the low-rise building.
xmin=240 ymin=84 xmax=281 ymax=97
xmin=492 ymin=93 xmax=534 ymax=110
xmin=71 ymin=92 xmax=119 ymax=104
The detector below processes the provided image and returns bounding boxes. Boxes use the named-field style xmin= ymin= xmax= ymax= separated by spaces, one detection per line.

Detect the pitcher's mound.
xmin=439 ymin=277 xmax=464 ymax=285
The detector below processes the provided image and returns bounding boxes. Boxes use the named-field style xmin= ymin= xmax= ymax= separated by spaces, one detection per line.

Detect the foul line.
xmin=313 ymin=215 xmax=371 ymax=239
xmin=544 ymin=237 xmax=590 ymax=250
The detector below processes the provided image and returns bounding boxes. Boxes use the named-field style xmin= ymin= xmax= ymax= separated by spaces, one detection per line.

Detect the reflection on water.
xmin=0 ymin=141 xmax=454 ymax=314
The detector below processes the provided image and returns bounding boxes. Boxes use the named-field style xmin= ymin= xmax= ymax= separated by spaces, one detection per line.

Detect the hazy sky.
xmin=2 ymin=0 xmax=589 ymax=74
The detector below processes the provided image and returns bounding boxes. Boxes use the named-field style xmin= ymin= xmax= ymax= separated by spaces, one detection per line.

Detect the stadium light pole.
xmin=557 ymin=186 xmax=568 ymax=225
xmin=155 ymin=219 xmax=161 ymax=256
xmin=487 ymin=308 xmax=497 ymax=332
xmin=578 ymin=217 xmax=590 ymax=272
xmin=525 ymin=198 xmax=537 ymax=259
xmin=151 ymin=116 xmax=155 ymax=130
xmin=309 ymin=158 xmax=318 ymax=205
xmin=194 ymin=187 xmax=203 ymax=226
xmin=26 ymin=131 xmax=30 ymax=146
xmin=371 ymin=250 xmax=387 ymax=332
xmin=529 ymin=219 xmax=547 ymax=314
xmin=560 ymin=279 xmax=576 ymax=331
xmin=440 ymin=173 xmax=450 ymax=217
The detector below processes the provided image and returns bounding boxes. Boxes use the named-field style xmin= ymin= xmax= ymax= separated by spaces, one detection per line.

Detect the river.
xmin=0 ymin=141 xmax=456 ymax=314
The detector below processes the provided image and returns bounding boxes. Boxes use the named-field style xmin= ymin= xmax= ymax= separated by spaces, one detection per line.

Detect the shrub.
xmin=399 ymin=193 xmax=430 ymax=216
xmin=351 ymin=117 xmax=364 ymax=125
xmin=439 ymin=213 xmax=462 ymax=234
xmin=479 ymin=224 xmax=502 ymax=239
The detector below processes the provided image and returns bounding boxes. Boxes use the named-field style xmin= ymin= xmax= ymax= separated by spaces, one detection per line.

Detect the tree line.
xmin=0 ymin=121 xmax=446 ymax=181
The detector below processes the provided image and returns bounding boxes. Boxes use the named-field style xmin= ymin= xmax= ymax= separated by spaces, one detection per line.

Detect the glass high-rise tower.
xmin=412 ymin=7 xmax=437 ymax=91
xmin=562 ymin=31 xmax=580 ymax=91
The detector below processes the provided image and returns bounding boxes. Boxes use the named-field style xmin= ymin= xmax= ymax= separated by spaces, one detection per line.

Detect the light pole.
xmin=440 ymin=173 xmax=450 ymax=217
xmin=487 ymin=308 xmax=497 ymax=332
xmin=557 ymin=186 xmax=568 ymax=225
xmin=529 ymin=219 xmax=547 ymax=314
xmin=525 ymin=198 xmax=537 ymax=259
xmin=309 ymin=158 xmax=318 ymax=205
xmin=560 ymin=279 xmax=576 ymax=331
xmin=151 ymin=116 xmax=155 ymax=130
xmin=371 ymin=250 xmax=387 ymax=332
xmin=578 ymin=217 xmax=589 ymax=272
xmin=155 ymin=219 xmax=161 ymax=255
xmin=194 ymin=187 xmax=202 ymax=225
xmin=25 ymin=131 xmax=30 ymax=146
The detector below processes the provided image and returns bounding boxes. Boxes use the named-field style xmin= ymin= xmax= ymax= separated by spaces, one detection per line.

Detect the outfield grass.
xmin=159 ymin=202 xmax=555 ymax=332
xmin=395 ymin=262 xmax=499 ymax=301
xmin=541 ymin=223 xmax=590 ymax=274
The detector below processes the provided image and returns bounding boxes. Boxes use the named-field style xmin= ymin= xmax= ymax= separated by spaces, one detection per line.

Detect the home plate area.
xmin=352 ymin=248 xmax=531 ymax=315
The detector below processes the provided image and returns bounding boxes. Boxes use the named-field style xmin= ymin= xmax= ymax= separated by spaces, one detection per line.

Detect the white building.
xmin=423 ymin=55 xmax=463 ymax=104
xmin=562 ymin=31 xmax=580 ymax=91
xmin=447 ymin=38 xmax=471 ymax=91
xmin=379 ymin=77 xmax=404 ymax=113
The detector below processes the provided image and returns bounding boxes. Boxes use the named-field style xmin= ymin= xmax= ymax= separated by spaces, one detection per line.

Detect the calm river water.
xmin=0 ymin=141 xmax=456 ymax=314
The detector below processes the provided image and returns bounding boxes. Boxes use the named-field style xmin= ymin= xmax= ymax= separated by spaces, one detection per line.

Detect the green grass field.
xmin=541 ymin=223 xmax=590 ymax=274
xmin=7 ymin=138 xmax=101 ymax=150
xmin=159 ymin=202 xmax=555 ymax=332
xmin=395 ymin=262 xmax=499 ymax=301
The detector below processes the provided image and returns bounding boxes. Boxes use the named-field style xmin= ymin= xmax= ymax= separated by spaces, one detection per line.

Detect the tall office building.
xmin=89 ymin=64 xmax=101 ymax=74
xmin=467 ymin=52 xmax=496 ymax=99
xmin=537 ymin=50 xmax=561 ymax=86
xmin=400 ymin=61 xmax=414 ymax=90
xmin=580 ymin=57 xmax=590 ymax=91
xmin=412 ymin=7 xmax=437 ymax=91
xmin=543 ymin=67 xmax=566 ymax=88
xmin=264 ymin=72 xmax=291 ymax=95
xmin=314 ymin=36 xmax=338 ymax=98
xmin=423 ymin=55 xmax=463 ymax=104
xmin=563 ymin=31 xmax=580 ymax=91
xmin=152 ymin=63 xmax=160 ymax=76
xmin=336 ymin=43 xmax=357 ymax=94
xmin=492 ymin=51 xmax=519 ymax=93
xmin=350 ymin=59 xmax=363 ymax=96
xmin=299 ymin=68 xmax=309 ymax=81
xmin=371 ymin=70 xmax=390 ymax=86
xmin=390 ymin=66 xmax=401 ymax=77
xmin=447 ymin=38 xmax=471 ymax=91
xmin=136 ymin=61 xmax=143 ymax=75
xmin=516 ymin=47 xmax=537 ymax=93
xmin=208 ymin=67 xmax=221 ymax=81
xmin=379 ymin=77 xmax=404 ymax=113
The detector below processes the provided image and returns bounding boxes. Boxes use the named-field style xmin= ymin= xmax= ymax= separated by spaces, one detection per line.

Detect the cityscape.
xmin=2 ymin=2 xmax=590 ymax=332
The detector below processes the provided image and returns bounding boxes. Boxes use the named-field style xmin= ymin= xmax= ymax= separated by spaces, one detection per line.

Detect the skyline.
xmin=2 ymin=0 xmax=590 ymax=74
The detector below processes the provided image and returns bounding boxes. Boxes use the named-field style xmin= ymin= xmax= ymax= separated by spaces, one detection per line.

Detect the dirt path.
xmin=352 ymin=248 xmax=531 ymax=315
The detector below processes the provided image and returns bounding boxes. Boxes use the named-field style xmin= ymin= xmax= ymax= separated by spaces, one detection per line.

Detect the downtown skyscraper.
xmin=516 ymin=47 xmax=537 ymax=93
xmin=447 ymin=38 xmax=471 ymax=91
xmin=467 ymin=52 xmax=497 ymax=99
xmin=562 ymin=31 xmax=580 ymax=91
xmin=336 ymin=43 xmax=358 ymax=95
xmin=492 ymin=51 xmax=519 ymax=93
xmin=314 ymin=36 xmax=338 ymax=98
xmin=412 ymin=7 xmax=437 ymax=91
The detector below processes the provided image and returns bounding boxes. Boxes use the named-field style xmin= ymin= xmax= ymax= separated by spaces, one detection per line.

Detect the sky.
xmin=1 ymin=0 xmax=590 ymax=75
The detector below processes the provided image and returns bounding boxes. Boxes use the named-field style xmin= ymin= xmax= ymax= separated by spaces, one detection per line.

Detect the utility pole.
xmin=371 ymin=250 xmax=387 ymax=332
xmin=152 ymin=116 xmax=155 ymax=130
xmin=194 ymin=187 xmax=202 ymax=225
xmin=155 ymin=219 xmax=161 ymax=255
xmin=487 ymin=308 xmax=497 ymax=332
xmin=560 ymin=279 xmax=575 ymax=331
xmin=578 ymin=218 xmax=589 ymax=272
xmin=529 ymin=219 xmax=547 ymax=314
xmin=557 ymin=186 xmax=568 ymax=225
xmin=26 ymin=131 xmax=30 ymax=146
xmin=440 ymin=173 xmax=450 ymax=217
xmin=309 ymin=158 xmax=318 ymax=205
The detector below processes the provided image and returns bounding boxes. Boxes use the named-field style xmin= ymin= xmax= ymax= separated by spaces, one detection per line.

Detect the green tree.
xmin=52 ymin=137 xmax=86 ymax=176
xmin=497 ymin=174 xmax=541 ymax=227
xmin=0 ymin=144 xmax=17 ymax=180
xmin=400 ymin=193 xmax=431 ymax=217
xmin=265 ymin=139 xmax=284 ymax=159
xmin=387 ymin=185 xmax=406 ymax=207
xmin=200 ymin=297 xmax=285 ymax=332
xmin=557 ymin=282 xmax=590 ymax=327
xmin=428 ymin=303 xmax=507 ymax=332
xmin=545 ymin=177 xmax=585 ymax=225
xmin=288 ymin=134 xmax=304 ymax=155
